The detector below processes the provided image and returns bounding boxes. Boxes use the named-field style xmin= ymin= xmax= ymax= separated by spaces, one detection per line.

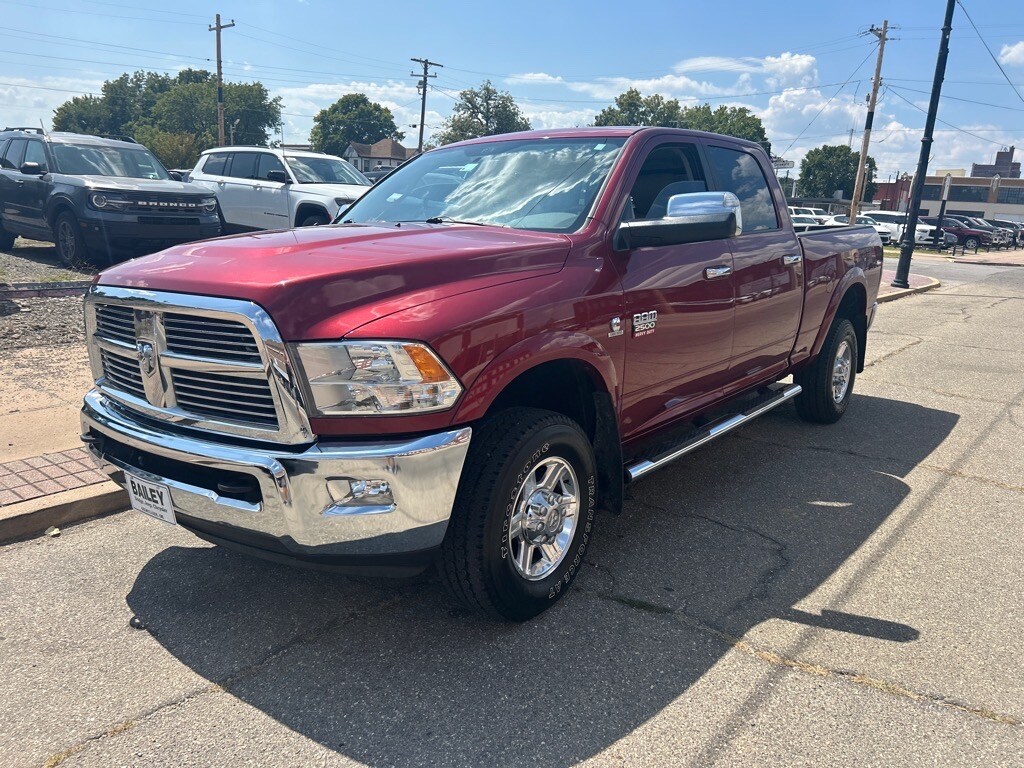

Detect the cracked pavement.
xmin=2 ymin=261 xmax=1023 ymax=766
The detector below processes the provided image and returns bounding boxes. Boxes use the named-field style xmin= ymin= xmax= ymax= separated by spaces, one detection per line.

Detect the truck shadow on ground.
xmin=126 ymin=393 xmax=958 ymax=766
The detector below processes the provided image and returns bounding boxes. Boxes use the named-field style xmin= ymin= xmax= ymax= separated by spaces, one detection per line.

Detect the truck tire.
xmin=0 ymin=226 xmax=14 ymax=251
xmin=439 ymin=407 xmax=598 ymax=621
xmin=794 ymin=318 xmax=858 ymax=424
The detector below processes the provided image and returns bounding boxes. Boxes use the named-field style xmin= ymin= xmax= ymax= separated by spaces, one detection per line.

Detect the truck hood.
xmin=57 ymin=175 xmax=208 ymax=195
xmin=289 ymin=182 xmax=370 ymax=201
xmin=97 ymin=223 xmax=572 ymax=339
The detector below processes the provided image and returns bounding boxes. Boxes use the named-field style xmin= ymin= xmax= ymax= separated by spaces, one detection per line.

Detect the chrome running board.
xmin=624 ymin=384 xmax=802 ymax=483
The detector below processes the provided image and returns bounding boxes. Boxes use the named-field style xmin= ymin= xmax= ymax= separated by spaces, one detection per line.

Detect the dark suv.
xmin=0 ymin=128 xmax=221 ymax=265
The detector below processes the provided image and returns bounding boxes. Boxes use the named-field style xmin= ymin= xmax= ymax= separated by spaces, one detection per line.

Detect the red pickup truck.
xmin=80 ymin=128 xmax=882 ymax=620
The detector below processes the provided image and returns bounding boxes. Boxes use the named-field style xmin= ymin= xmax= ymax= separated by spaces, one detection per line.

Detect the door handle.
xmin=781 ymin=253 xmax=802 ymax=265
xmin=704 ymin=265 xmax=732 ymax=280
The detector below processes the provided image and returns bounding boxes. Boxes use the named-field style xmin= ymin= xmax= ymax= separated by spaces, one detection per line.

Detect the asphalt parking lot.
xmin=2 ymin=262 xmax=1023 ymax=766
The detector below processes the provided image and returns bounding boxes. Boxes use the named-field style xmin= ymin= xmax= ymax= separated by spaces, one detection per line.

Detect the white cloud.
xmin=506 ymin=72 xmax=565 ymax=85
xmin=998 ymin=41 xmax=1024 ymax=66
xmin=762 ymin=53 xmax=818 ymax=89
xmin=0 ymin=76 xmax=104 ymax=131
xmin=673 ymin=56 xmax=762 ymax=74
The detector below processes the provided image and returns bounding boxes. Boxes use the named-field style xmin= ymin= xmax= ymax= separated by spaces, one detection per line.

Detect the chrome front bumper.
xmin=81 ymin=390 xmax=471 ymax=564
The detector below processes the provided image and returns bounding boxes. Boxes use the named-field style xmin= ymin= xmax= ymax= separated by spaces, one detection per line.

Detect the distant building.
xmin=873 ymin=174 xmax=1024 ymax=222
xmin=971 ymin=146 xmax=1020 ymax=179
xmin=343 ymin=138 xmax=419 ymax=173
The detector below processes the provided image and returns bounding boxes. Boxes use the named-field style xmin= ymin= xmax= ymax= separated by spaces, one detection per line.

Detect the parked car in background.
xmin=957 ymin=216 xmax=1010 ymax=248
xmin=363 ymin=168 xmax=394 ymax=184
xmin=821 ymin=214 xmax=891 ymax=245
xmin=787 ymin=206 xmax=827 ymax=224
xmin=190 ymin=147 xmax=371 ymax=231
xmin=866 ymin=210 xmax=939 ymax=245
xmin=789 ymin=214 xmax=820 ymax=230
xmin=0 ymin=128 xmax=220 ymax=265
xmin=920 ymin=216 xmax=991 ymax=250
xmin=983 ymin=219 xmax=1018 ymax=247
xmin=82 ymin=127 xmax=883 ymax=620
xmin=990 ymin=219 xmax=1023 ymax=247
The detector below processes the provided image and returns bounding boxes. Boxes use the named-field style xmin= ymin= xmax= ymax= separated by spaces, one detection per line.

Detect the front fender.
xmin=452 ymin=330 xmax=619 ymax=424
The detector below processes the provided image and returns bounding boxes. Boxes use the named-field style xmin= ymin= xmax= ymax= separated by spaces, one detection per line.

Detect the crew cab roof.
xmin=442 ymin=126 xmax=770 ymax=154
xmin=0 ymin=130 xmax=143 ymax=149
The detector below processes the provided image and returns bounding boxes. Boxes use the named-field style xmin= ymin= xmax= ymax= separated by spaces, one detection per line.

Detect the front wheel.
xmin=795 ymin=318 xmax=858 ymax=424
xmin=298 ymin=212 xmax=329 ymax=227
xmin=54 ymin=211 xmax=100 ymax=267
xmin=439 ymin=407 xmax=598 ymax=621
xmin=963 ymin=236 xmax=980 ymax=250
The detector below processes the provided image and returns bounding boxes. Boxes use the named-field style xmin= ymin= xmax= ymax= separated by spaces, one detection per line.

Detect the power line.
xmin=885 ymin=85 xmax=1010 ymax=146
xmin=780 ymin=43 xmax=879 ymax=156
xmin=955 ymin=0 xmax=1024 ymax=106
xmin=889 ymin=83 xmax=1024 ymax=112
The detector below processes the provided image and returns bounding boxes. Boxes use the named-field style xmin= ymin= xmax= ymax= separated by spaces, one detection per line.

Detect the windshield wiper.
xmin=422 ymin=216 xmax=501 ymax=227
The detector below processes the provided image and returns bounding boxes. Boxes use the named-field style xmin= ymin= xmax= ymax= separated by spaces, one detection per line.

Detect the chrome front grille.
xmin=100 ymin=349 xmax=145 ymax=399
xmin=95 ymin=304 xmax=136 ymax=346
xmin=163 ymin=313 xmax=262 ymax=363
xmin=85 ymin=286 xmax=313 ymax=444
xmin=171 ymin=369 xmax=278 ymax=426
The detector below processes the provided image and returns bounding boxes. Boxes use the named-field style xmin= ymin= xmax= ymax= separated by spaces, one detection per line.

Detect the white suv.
xmin=189 ymin=147 xmax=371 ymax=231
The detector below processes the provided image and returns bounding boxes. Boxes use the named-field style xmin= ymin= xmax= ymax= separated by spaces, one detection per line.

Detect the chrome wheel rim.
xmin=509 ymin=456 xmax=579 ymax=581
xmin=58 ymin=220 xmax=75 ymax=260
xmin=832 ymin=340 xmax=852 ymax=403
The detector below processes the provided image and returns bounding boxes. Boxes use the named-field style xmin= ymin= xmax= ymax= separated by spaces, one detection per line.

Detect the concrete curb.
xmin=950 ymin=258 xmax=1024 ymax=268
xmin=0 ymin=281 xmax=93 ymax=299
xmin=878 ymin=277 xmax=941 ymax=304
xmin=0 ymin=481 xmax=126 ymax=545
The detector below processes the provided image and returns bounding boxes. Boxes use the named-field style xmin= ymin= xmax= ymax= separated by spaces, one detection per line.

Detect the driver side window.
xmin=623 ymin=143 xmax=708 ymax=222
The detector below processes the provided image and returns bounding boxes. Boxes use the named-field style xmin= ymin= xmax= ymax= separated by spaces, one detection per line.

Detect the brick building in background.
xmin=971 ymin=146 xmax=1020 ymax=179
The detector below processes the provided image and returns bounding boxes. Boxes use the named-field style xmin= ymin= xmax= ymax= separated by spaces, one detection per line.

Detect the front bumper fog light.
xmin=325 ymin=478 xmax=395 ymax=515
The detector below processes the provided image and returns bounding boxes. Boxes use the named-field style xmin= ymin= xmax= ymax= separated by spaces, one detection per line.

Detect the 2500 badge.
xmin=633 ymin=310 xmax=658 ymax=337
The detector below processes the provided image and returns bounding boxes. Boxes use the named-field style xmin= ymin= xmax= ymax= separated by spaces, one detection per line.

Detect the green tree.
xmin=677 ymin=104 xmax=770 ymax=156
xmin=309 ymin=94 xmax=403 ymax=156
xmin=52 ymin=69 xmax=282 ymax=163
xmin=594 ymin=90 xmax=770 ymax=154
xmin=131 ymin=126 xmax=206 ymax=169
xmin=593 ymin=88 xmax=683 ymax=127
xmin=433 ymin=80 xmax=531 ymax=145
xmin=797 ymin=144 xmax=877 ymax=201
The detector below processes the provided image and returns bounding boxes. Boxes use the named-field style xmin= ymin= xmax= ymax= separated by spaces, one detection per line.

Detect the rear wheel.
xmin=439 ymin=407 xmax=598 ymax=621
xmin=795 ymin=318 xmax=858 ymax=424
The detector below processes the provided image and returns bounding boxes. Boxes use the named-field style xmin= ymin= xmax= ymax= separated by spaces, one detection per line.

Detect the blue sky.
xmin=3 ymin=0 xmax=1024 ymax=179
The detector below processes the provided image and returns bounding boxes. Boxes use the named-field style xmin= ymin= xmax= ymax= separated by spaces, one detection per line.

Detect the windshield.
xmin=340 ymin=137 xmax=627 ymax=232
xmin=52 ymin=143 xmax=169 ymax=179
xmin=286 ymin=155 xmax=369 ymax=185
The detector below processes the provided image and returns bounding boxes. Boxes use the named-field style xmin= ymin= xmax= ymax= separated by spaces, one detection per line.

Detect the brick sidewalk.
xmin=0 ymin=448 xmax=107 ymax=507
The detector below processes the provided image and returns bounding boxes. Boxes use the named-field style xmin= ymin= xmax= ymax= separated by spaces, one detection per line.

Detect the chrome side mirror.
xmin=616 ymin=191 xmax=742 ymax=250
xmin=665 ymin=191 xmax=743 ymax=235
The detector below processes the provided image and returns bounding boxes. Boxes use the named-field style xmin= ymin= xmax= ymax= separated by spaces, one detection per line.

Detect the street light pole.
xmin=892 ymin=0 xmax=955 ymax=289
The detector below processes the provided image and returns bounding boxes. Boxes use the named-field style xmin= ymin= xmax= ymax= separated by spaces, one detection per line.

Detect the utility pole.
xmin=849 ymin=20 xmax=888 ymax=222
xmin=410 ymin=57 xmax=442 ymax=153
xmin=892 ymin=0 xmax=954 ymax=289
xmin=209 ymin=13 xmax=235 ymax=147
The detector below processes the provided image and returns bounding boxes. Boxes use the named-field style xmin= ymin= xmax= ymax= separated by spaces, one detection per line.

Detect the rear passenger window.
xmin=706 ymin=146 xmax=779 ymax=233
xmin=227 ymin=152 xmax=257 ymax=180
xmin=255 ymin=153 xmax=286 ymax=180
xmin=202 ymin=153 xmax=228 ymax=175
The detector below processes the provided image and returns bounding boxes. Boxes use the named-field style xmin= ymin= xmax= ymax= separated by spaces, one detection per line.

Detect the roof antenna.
xmin=39 ymin=118 xmax=48 ymax=137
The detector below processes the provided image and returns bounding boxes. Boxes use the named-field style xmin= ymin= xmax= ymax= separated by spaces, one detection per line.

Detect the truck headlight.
xmin=292 ymin=341 xmax=462 ymax=415
xmin=200 ymin=197 xmax=218 ymax=212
